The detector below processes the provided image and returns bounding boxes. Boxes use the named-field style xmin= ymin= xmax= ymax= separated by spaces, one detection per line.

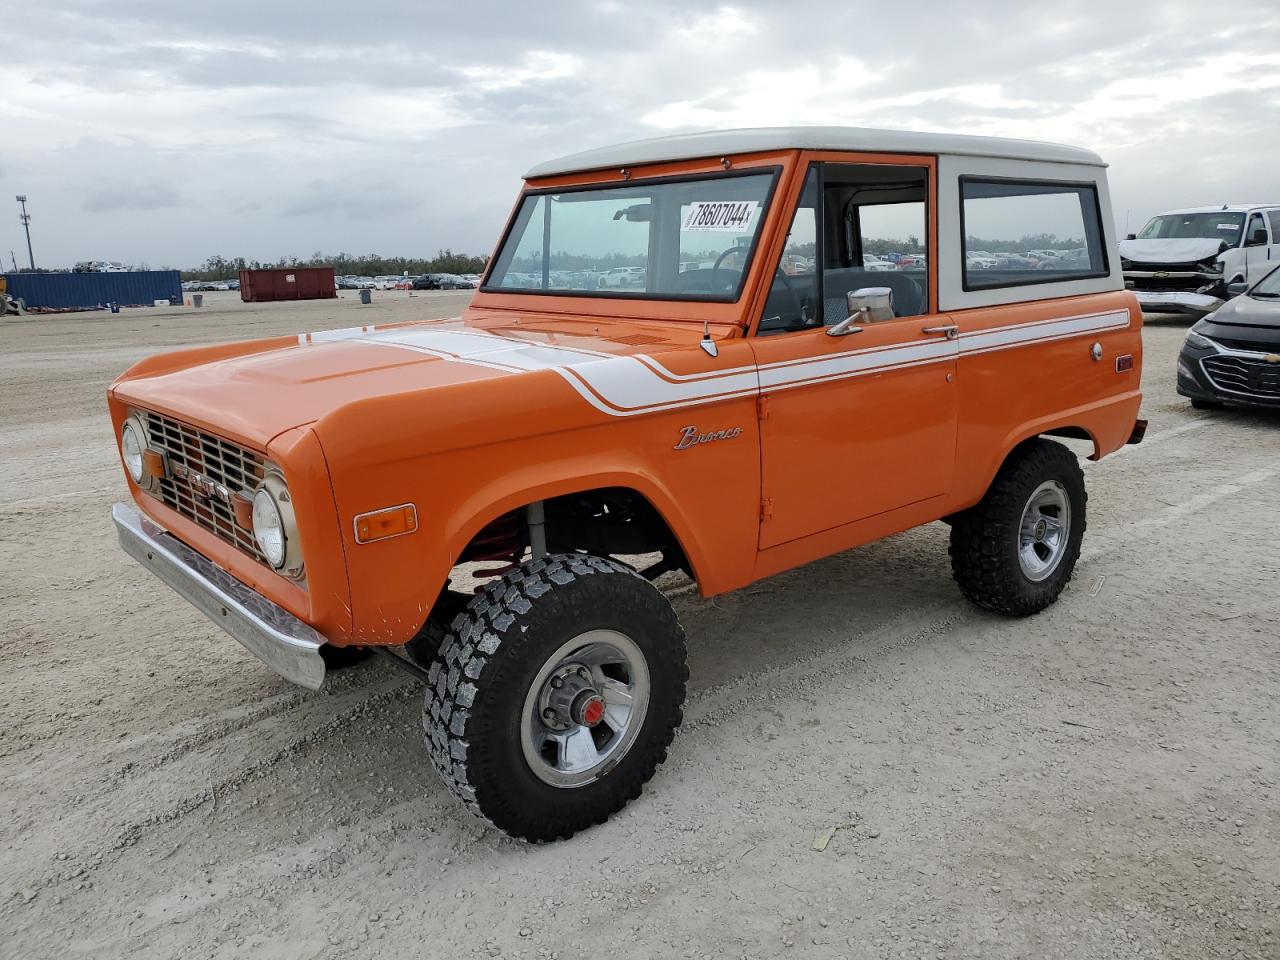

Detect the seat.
xmin=822 ymin=268 xmax=923 ymax=323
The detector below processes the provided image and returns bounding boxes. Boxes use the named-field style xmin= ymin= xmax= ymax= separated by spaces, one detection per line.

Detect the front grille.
xmin=1129 ymin=275 xmax=1206 ymax=292
xmin=1202 ymin=356 xmax=1280 ymax=399
xmin=1124 ymin=262 xmax=1213 ymax=273
xmin=142 ymin=410 xmax=269 ymax=563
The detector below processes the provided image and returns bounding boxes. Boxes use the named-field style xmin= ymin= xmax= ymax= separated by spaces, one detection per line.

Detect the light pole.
xmin=16 ymin=195 xmax=34 ymax=271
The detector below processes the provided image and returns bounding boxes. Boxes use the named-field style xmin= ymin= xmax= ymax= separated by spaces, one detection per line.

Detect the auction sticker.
xmin=683 ymin=200 xmax=759 ymax=232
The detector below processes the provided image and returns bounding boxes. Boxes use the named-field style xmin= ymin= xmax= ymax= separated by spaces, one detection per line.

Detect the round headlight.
xmin=121 ymin=420 xmax=145 ymax=483
xmin=252 ymin=487 xmax=287 ymax=569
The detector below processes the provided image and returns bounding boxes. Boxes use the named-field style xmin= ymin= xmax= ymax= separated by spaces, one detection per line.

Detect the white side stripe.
xmin=296 ymin=309 xmax=1130 ymax=416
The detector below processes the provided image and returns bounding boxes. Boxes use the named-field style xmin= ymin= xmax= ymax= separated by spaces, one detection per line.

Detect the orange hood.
xmin=110 ymin=309 xmax=737 ymax=449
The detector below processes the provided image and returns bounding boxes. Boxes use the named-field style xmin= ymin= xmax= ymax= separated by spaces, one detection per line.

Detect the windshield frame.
xmin=480 ymin=166 xmax=783 ymax=304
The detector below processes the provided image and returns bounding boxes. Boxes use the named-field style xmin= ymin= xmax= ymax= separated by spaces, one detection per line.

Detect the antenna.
xmin=700 ymin=316 xmax=718 ymax=358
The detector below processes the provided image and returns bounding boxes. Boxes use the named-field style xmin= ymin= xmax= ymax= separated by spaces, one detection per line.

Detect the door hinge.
xmin=756 ymin=394 xmax=770 ymax=421
xmin=760 ymin=498 xmax=774 ymax=521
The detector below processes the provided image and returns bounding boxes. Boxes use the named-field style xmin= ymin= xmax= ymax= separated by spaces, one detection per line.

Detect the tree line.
xmin=180 ymin=250 xmax=488 ymax=281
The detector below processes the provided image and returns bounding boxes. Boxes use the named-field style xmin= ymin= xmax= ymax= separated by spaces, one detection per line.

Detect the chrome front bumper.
xmin=112 ymin=502 xmax=326 ymax=689
xmin=1133 ymin=290 xmax=1223 ymax=315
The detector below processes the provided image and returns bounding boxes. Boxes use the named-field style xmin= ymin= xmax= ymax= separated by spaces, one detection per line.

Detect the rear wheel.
xmin=421 ymin=554 xmax=687 ymax=841
xmin=949 ymin=439 xmax=1086 ymax=617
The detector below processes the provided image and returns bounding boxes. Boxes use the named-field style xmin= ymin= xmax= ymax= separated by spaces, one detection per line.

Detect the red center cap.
xmin=580 ymin=695 xmax=605 ymax=728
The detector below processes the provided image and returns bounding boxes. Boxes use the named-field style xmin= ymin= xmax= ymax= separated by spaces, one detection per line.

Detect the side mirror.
xmin=612 ymin=203 xmax=652 ymax=223
xmin=1247 ymin=228 xmax=1268 ymax=246
xmin=1125 ymin=233 xmax=1137 ymax=241
xmin=828 ymin=287 xmax=894 ymax=337
xmin=1227 ymin=281 xmax=1249 ymax=297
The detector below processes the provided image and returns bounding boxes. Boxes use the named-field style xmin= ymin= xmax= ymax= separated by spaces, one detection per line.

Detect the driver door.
xmin=750 ymin=159 xmax=959 ymax=550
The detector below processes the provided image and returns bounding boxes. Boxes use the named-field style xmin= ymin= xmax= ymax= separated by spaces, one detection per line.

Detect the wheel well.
xmin=1040 ymin=425 xmax=1100 ymax=459
xmin=451 ymin=486 xmax=691 ymax=588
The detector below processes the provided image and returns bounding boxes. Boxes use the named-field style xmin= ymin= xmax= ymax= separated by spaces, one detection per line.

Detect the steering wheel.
xmin=713 ymin=245 xmax=745 ymax=273
xmin=770 ymin=266 xmax=807 ymax=324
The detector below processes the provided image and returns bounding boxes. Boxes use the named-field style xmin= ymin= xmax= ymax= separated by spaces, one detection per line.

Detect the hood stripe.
xmin=295 ymin=309 xmax=1129 ymax=417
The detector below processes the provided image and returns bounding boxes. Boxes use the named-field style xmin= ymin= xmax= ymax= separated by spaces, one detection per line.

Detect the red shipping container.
xmin=239 ymin=267 xmax=337 ymax=302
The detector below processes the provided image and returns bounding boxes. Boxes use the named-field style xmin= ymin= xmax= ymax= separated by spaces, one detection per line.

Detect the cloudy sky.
xmin=3 ymin=0 xmax=1278 ymax=270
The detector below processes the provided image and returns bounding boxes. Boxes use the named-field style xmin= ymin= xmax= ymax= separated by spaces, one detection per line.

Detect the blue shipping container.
xmin=2 ymin=271 xmax=183 ymax=311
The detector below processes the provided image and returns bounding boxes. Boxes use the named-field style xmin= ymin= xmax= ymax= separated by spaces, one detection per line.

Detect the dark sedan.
xmin=412 ymin=273 xmax=474 ymax=291
xmin=1177 ymin=267 xmax=1280 ymax=410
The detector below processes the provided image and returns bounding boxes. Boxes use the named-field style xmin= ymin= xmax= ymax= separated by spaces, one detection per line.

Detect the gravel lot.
xmin=1 ymin=293 xmax=1277 ymax=960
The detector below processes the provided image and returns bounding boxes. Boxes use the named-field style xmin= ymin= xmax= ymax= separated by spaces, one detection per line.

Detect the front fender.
xmin=317 ymin=383 xmax=760 ymax=645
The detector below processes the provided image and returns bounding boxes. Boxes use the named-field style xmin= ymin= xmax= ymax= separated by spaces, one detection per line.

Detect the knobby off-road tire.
xmin=421 ymin=554 xmax=688 ymax=842
xmin=949 ymin=438 xmax=1087 ymax=617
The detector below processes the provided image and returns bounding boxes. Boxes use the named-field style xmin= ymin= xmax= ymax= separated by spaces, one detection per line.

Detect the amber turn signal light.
xmin=231 ymin=493 xmax=254 ymax=531
xmin=142 ymin=449 xmax=168 ymax=480
xmin=354 ymin=503 xmax=418 ymax=544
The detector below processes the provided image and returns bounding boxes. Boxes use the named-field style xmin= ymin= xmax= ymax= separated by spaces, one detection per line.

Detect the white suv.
xmin=1120 ymin=203 xmax=1280 ymax=315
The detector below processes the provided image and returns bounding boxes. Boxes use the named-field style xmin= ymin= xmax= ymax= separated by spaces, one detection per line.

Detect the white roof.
xmin=1155 ymin=204 xmax=1280 ymax=215
xmin=525 ymin=126 xmax=1105 ymax=179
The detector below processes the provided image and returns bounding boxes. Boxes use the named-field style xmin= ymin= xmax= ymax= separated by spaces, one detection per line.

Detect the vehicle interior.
xmin=758 ymin=163 xmax=929 ymax=335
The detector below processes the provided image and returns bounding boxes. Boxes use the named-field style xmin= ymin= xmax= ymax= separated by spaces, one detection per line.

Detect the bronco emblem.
xmin=674 ymin=425 xmax=743 ymax=450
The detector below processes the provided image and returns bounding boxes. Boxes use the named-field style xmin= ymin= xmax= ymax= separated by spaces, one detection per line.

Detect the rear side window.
xmin=960 ymin=178 xmax=1108 ymax=290
xmin=1268 ymin=209 xmax=1280 ymax=237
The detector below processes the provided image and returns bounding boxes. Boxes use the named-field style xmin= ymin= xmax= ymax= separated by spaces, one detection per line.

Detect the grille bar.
xmin=1202 ymin=356 xmax=1280 ymax=399
xmin=142 ymin=411 xmax=270 ymax=563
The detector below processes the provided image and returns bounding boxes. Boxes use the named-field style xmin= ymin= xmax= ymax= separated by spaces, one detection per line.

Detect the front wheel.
xmin=421 ymin=554 xmax=687 ymax=841
xmin=949 ymin=438 xmax=1087 ymax=617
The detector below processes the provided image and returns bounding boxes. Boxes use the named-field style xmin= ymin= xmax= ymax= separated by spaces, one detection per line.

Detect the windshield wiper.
xmin=1248 ymin=291 xmax=1280 ymax=299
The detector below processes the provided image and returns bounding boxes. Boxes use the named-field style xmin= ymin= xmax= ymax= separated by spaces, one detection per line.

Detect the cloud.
xmin=3 ymin=0 xmax=1279 ymax=266
xmin=83 ymin=182 xmax=181 ymax=213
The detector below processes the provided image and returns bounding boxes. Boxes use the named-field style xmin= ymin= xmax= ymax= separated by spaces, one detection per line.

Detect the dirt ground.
xmin=1 ymin=291 xmax=1277 ymax=960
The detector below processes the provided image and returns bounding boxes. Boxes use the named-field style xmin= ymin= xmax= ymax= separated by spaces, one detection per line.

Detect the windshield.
xmin=1251 ymin=265 xmax=1280 ymax=297
xmin=484 ymin=171 xmax=776 ymax=300
xmin=1138 ymin=212 xmax=1242 ymax=246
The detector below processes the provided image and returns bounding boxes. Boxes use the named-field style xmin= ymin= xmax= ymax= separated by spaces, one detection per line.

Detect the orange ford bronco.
xmin=110 ymin=127 xmax=1145 ymax=840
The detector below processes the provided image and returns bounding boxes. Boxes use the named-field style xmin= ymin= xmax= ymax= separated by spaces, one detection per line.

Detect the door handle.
xmin=922 ymin=325 xmax=959 ymax=341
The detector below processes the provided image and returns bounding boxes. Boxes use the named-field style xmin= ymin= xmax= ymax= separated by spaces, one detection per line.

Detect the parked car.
xmin=109 ymin=125 xmax=1143 ymax=843
xmin=863 ymin=254 xmax=897 ymax=272
xmin=1120 ymin=203 xmax=1280 ymax=316
xmin=1177 ymin=265 xmax=1280 ymax=409
xmin=598 ymin=266 xmax=646 ymax=288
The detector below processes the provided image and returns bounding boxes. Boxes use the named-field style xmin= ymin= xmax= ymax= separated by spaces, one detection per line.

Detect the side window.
xmin=758 ymin=168 xmax=819 ymax=334
xmin=960 ymin=179 xmax=1107 ymax=290
xmin=1268 ymin=209 xmax=1280 ymax=239
xmin=757 ymin=162 xmax=933 ymax=334
xmin=1245 ymin=213 xmax=1268 ymax=246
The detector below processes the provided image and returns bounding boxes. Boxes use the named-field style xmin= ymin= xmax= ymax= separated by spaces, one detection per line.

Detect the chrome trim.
xmin=1198 ymin=349 xmax=1280 ymax=402
xmin=112 ymin=502 xmax=326 ymax=690
xmin=1134 ymin=290 xmax=1223 ymax=315
xmin=1124 ymin=270 xmax=1217 ymax=280
xmin=923 ymin=324 xmax=960 ymax=340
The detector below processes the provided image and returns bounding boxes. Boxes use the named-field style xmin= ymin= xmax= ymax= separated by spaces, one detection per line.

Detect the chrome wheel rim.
xmin=1018 ymin=480 xmax=1071 ymax=582
xmin=520 ymin=630 xmax=650 ymax=789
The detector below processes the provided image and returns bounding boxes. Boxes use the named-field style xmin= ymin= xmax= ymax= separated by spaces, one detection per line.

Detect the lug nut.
xmin=550 ymin=677 xmax=563 ymax=689
xmin=577 ymin=668 xmax=591 ymax=681
xmin=542 ymin=708 xmax=557 ymax=723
